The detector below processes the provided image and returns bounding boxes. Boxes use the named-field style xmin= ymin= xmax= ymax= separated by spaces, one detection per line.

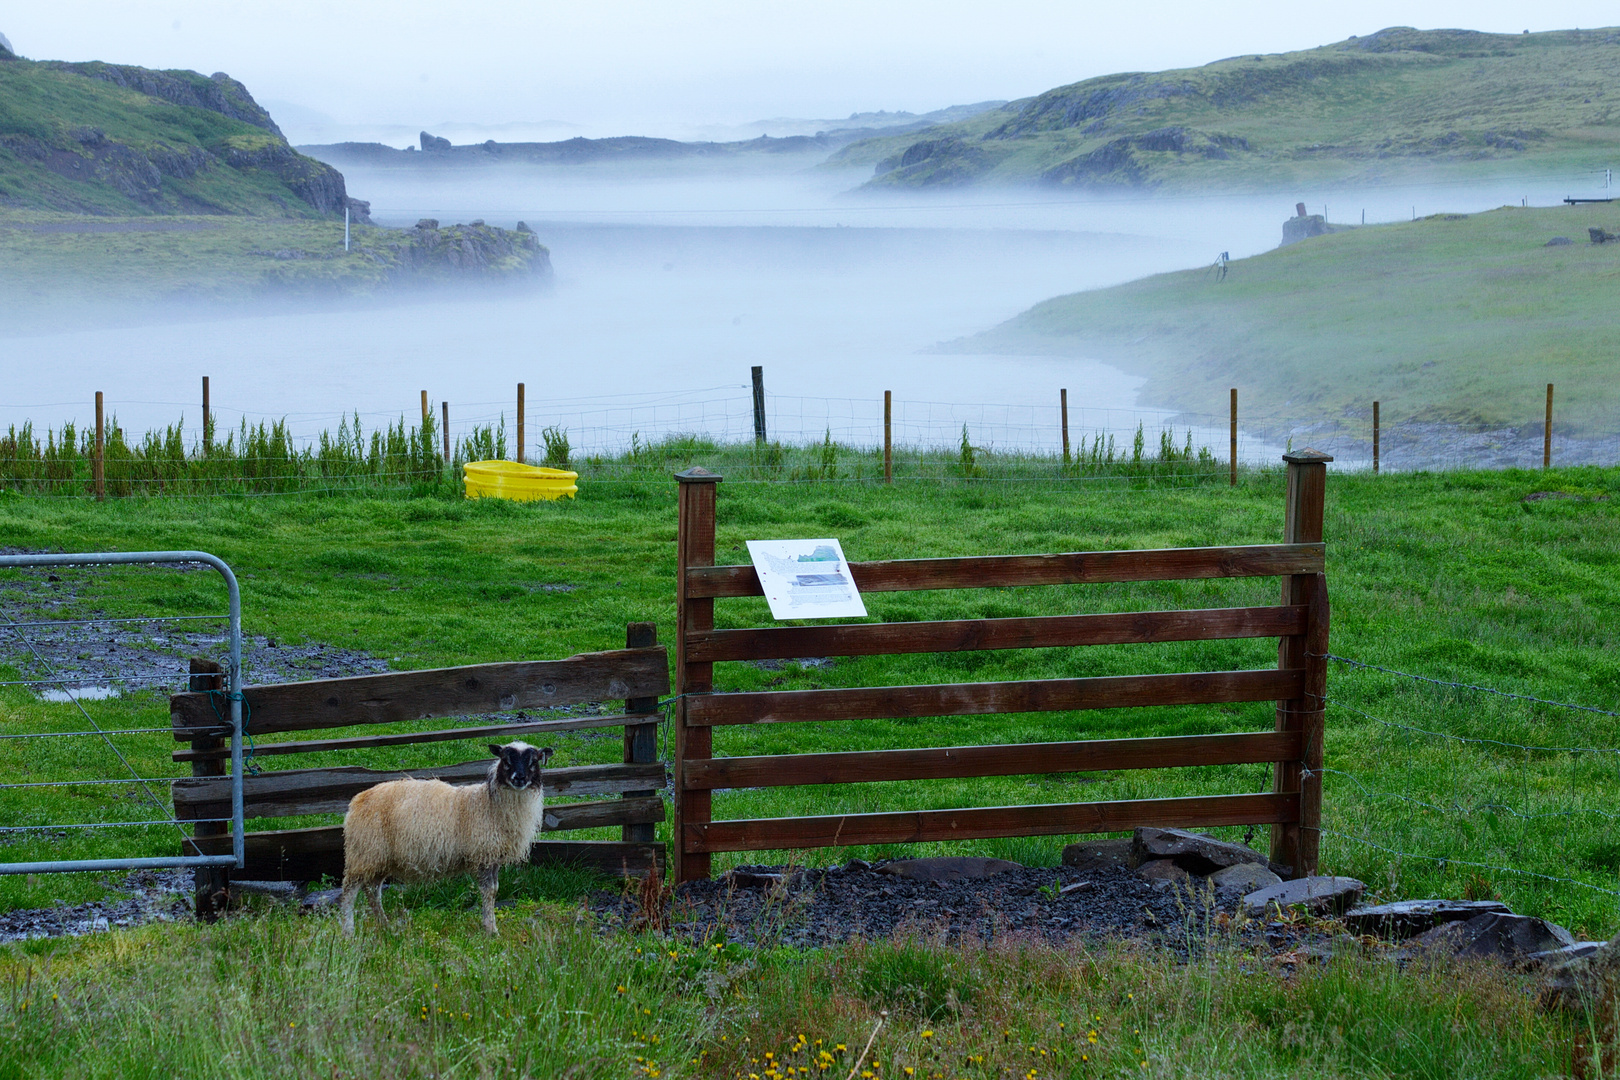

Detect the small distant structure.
xmin=1280 ymin=202 xmax=1346 ymax=247
xmin=420 ymin=131 xmax=452 ymax=152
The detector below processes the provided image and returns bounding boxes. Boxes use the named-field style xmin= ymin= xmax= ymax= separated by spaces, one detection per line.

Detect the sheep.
xmin=339 ymin=741 xmax=554 ymax=935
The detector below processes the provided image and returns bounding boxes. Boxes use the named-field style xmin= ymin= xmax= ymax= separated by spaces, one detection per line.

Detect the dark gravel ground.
xmin=0 ymin=869 xmax=193 ymax=943
xmin=592 ymin=861 xmax=1290 ymax=954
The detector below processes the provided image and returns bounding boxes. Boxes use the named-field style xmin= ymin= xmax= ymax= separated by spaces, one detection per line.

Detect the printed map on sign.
xmin=745 ymin=538 xmax=868 ymax=621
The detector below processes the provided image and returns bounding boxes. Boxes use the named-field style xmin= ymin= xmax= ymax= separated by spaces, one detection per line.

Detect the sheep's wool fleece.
xmin=343 ymin=778 xmax=542 ymax=883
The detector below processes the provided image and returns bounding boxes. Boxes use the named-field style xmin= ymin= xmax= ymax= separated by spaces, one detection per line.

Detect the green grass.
xmin=0 ymin=464 xmax=1613 ymax=1076
xmin=835 ymin=26 xmax=1620 ymax=190
xmin=963 ymin=203 xmax=1620 ymax=432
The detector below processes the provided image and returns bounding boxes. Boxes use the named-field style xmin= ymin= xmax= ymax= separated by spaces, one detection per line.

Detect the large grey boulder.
xmin=1408 ymin=911 xmax=1574 ymax=961
xmin=1136 ymin=859 xmax=1192 ymax=886
xmin=1132 ymin=827 xmax=1267 ymax=876
xmin=1243 ymin=876 xmax=1365 ymax=916
xmin=1061 ymin=838 xmax=1133 ymax=873
xmin=1210 ymin=862 xmax=1281 ymax=896
xmin=1344 ymin=898 xmax=1512 ymax=939
xmin=876 ymin=856 xmax=1021 ymax=882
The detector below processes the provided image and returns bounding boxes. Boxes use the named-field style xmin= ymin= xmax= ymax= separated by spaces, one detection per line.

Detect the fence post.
xmin=441 ymin=401 xmax=450 ymax=464
xmin=185 ymin=657 xmax=229 ymax=920
xmin=884 ymin=391 xmax=893 ymax=484
xmin=202 ymin=377 xmax=212 ymax=455
xmin=622 ymin=622 xmax=659 ymax=846
xmin=1229 ymin=388 xmax=1237 ymax=487
xmin=673 ymin=467 xmax=721 ymax=883
xmin=1542 ymin=383 xmax=1555 ymax=469
xmin=1060 ymin=388 xmax=1070 ymax=465
xmin=1372 ymin=401 xmax=1379 ymax=475
xmin=751 ymin=366 xmax=767 ymax=444
xmin=93 ymin=391 xmax=106 ymax=501
xmin=420 ymin=390 xmax=428 ymax=425
xmin=516 ymin=382 xmax=526 ymax=465
xmin=1273 ymin=448 xmax=1332 ymax=878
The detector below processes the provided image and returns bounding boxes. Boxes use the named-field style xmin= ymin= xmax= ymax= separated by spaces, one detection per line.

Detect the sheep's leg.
xmin=477 ymin=865 xmax=499 ymax=935
xmin=339 ymin=882 xmax=360 ymax=936
xmin=368 ymin=883 xmax=388 ymax=927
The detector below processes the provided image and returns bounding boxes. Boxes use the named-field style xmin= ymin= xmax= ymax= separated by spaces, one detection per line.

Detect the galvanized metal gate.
xmin=0 ymin=551 xmax=244 ymax=875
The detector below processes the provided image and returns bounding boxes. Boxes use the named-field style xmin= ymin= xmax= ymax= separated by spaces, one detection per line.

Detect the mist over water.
xmin=4 ymin=157 xmax=1609 ymax=461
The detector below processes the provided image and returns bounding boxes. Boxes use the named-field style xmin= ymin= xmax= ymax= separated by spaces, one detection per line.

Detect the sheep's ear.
xmin=538 ymin=746 xmax=555 ymax=764
xmin=488 ymin=744 xmax=505 ymax=758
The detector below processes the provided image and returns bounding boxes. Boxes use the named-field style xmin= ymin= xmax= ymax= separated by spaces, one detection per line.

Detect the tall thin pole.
xmin=93 ymin=391 xmax=106 ymax=500
xmin=420 ymin=390 xmax=429 ymax=424
xmin=1060 ymin=388 xmax=1070 ymax=464
xmin=202 ymin=376 xmax=211 ymax=454
xmin=441 ymin=401 xmax=450 ymax=464
xmin=750 ymin=366 xmax=767 ymax=444
xmin=1372 ymin=401 xmax=1380 ymax=475
xmin=883 ymin=390 xmax=893 ymax=484
xmin=1229 ymin=388 xmax=1238 ymax=487
xmin=1544 ymin=383 xmax=1554 ymax=468
xmin=516 ymin=382 xmax=526 ymax=465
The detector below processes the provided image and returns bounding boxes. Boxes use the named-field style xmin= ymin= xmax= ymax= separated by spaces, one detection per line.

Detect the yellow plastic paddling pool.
xmin=463 ymin=460 xmax=578 ymax=501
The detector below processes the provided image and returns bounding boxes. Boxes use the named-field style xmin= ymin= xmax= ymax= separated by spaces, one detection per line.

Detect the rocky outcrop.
xmin=0 ymin=32 xmax=14 ymax=60
xmin=420 ymin=131 xmax=452 ymax=152
xmin=43 ymin=63 xmax=283 ymax=136
xmin=404 ymin=219 xmax=553 ymax=279
xmin=1042 ymin=127 xmax=1250 ymax=188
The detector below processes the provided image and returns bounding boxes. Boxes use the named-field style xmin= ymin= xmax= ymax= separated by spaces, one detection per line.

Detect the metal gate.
xmin=0 ymin=551 xmax=244 ymax=875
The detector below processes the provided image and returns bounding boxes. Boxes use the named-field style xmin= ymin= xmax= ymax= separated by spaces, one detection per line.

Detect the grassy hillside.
xmin=837 ymin=26 xmax=1620 ymax=190
xmin=0 ymin=47 xmax=352 ymax=217
xmin=960 ymin=202 xmax=1620 ymax=431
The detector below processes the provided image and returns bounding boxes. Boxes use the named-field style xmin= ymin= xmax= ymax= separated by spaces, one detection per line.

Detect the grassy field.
xmin=0 ymin=461 xmax=1614 ymax=1074
xmin=834 ymin=26 xmax=1620 ymax=191
xmin=961 ymin=203 xmax=1620 ymax=432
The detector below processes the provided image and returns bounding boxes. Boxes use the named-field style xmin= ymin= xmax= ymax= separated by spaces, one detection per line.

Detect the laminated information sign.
xmin=745 ymin=538 xmax=868 ymax=621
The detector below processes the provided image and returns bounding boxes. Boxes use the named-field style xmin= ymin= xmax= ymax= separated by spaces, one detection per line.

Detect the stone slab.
xmin=1343 ymin=898 xmax=1512 ymax=939
xmin=1137 ymin=859 xmax=1193 ymax=886
xmin=1210 ymin=862 xmax=1282 ymax=895
xmin=1409 ymin=912 xmax=1575 ymax=961
xmin=1242 ymin=876 xmax=1365 ymax=916
xmin=875 ymin=856 xmax=1022 ymax=882
xmin=1133 ymin=827 xmax=1267 ymax=876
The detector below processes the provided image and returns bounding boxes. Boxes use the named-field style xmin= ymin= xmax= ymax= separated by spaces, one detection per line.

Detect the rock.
xmin=1589 ymin=227 xmax=1616 ymax=244
xmin=1136 ymin=859 xmax=1192 ymax=886
xmin=876 ymin=857 xmax=1021 ymax=882
xmin=1059 ymin=881 xmax=1092 ymax=896
xmin=1242 ymin=876 xmax=1365 ymax=916
xmin=414 ymin=218 xmax=439 ymax=231
xmin=1408 ymin=912 xmax=1574 ymax=961
xmin=230 ymin=880 xmax=304 ymax=901
xmin=1546 ymin=236 xmax=1574 ymax=246
xmin=842 ymin=858 xmax=872 ymax=873
xmin=1529 ymin=941 xmax=1604 ymax=967
xmin=1209 ymin=862 xmax=1282 ymax=895
xmin=420 ymin=131 xmax=451 ymax=152
xmin=719 ymin=869 xmax=784 ymax=889
xmin=1061 ymin=838 xmax=1133 ymax=873
xmin=0 ymin=32 xmax=14 ymax=59
xmin=1542 ymin=933 xmax=1620 ymax=1010
xmin=301 ymin=888 xmax=343 ymax=910
xmin=515 ymin=221 xmax=532 ymax=234
xmin=1343 ymin=898 xmax=1511 ymax=939
xmin=1132 ymin=827 xmax=1267 ymax=875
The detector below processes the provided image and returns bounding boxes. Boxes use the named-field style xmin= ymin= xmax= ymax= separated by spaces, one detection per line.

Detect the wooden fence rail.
xmin=671 ymin=451 xmax=1332 ymax=883
xmin=170 ymin=628 xmax=670 ymax=915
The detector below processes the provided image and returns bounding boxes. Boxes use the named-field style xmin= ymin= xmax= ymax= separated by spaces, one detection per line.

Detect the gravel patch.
xmin=0 ymin=869 xmax=193 ymax=943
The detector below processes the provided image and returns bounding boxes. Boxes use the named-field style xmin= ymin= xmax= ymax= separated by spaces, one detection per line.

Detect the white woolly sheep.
xmin=340 ymin=741 xmax=554 ymax=935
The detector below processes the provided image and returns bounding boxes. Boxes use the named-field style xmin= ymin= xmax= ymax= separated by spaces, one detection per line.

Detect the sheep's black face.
xmin=489 ymin=742 xmax=554 ymax=791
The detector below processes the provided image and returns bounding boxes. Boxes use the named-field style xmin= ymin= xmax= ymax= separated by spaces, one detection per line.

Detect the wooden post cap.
xmin=674 ymin=467 xmax=723 ymax=483
xmin=1281 ymin=448 xmax=1334 ymax=464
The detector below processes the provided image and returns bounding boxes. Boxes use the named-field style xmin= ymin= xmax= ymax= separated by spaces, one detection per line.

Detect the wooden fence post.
xmin=751 ymin=367 xmax=767 ymax=444
xmin=202 ymin=377 xmax=212 ymax=454
xmin=1060 ymin=389 xmax=1070 ymax=465
xmin=185 ymin=657 xmax=229 ymax=920
xmin=1273 ymin=448 xmax=1332 ymax=877
xmin=516 ymin=382 xmax=526 ymax=465
xmin=441 ymin=401 xmax=450 ymax=464
xmin=1544 ymin=383 xmax=1554 ymax=468
xmin=93 ymin=391 xmax=105 ymax=500
xmin=674 ymin=467 xmax=721 ymax=883
xmin=420 ymin=390 xmax=429 ymax=425
xmin=1229 ymin=388 xmax=1238 ymax=487
xmin=884 ymin=391 xmax=893 ymax=484
xmin=622 ymin=622 xmax=659 ymax=845
xmin=1372 ymin=401 xmax=1379 ymax=475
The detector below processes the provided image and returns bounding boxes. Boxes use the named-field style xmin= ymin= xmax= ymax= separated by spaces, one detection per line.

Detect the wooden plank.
xmin=173 ymin=711 xmax=659 ymax=763
xmin=170 ymin=648 xmax=671 ymax=738
xmin=685 ymin=544 xmax=1325 ymax=598
xmin=674 ymin=468 xmax=720 ymax=883
xmin=623 ymin=622 xmax=661 ymax=845
xmin=185 ymin=829 xmax=664 ymax=881
xmin=689 ymin=668 xmax=1303 ymax=726
xmin=171 ymin=761 xmax=666 ymax=821
xmin=683 ymin=730 xmax=1303 ymax=790
xmin=686 ymin=792 xmax=1298 ymax=853
xmin=687 ymin=605 xmax=1306 ymax=663
xmin=544 ymin=796 xmax=665 ymax=832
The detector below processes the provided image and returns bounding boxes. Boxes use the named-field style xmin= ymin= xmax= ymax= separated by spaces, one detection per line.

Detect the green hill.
xmin=957 ymin=203 xmax=1620 ymax=432
xmin=838 ymin=26 xmax=1620 ymax=190
xmin=0 ymin=42 xmax=357 ymax=217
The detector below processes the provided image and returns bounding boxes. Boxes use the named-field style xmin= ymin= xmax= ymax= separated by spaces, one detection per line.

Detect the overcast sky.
xmin=7 ymin=2 xmax=1620 ymax=137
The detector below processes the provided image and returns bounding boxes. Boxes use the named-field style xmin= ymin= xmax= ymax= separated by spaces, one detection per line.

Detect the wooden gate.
xmin=671 ymin=451 xmax=1331 ymax=883
xmin=170 ymin=624 xmax=668 ymax=908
